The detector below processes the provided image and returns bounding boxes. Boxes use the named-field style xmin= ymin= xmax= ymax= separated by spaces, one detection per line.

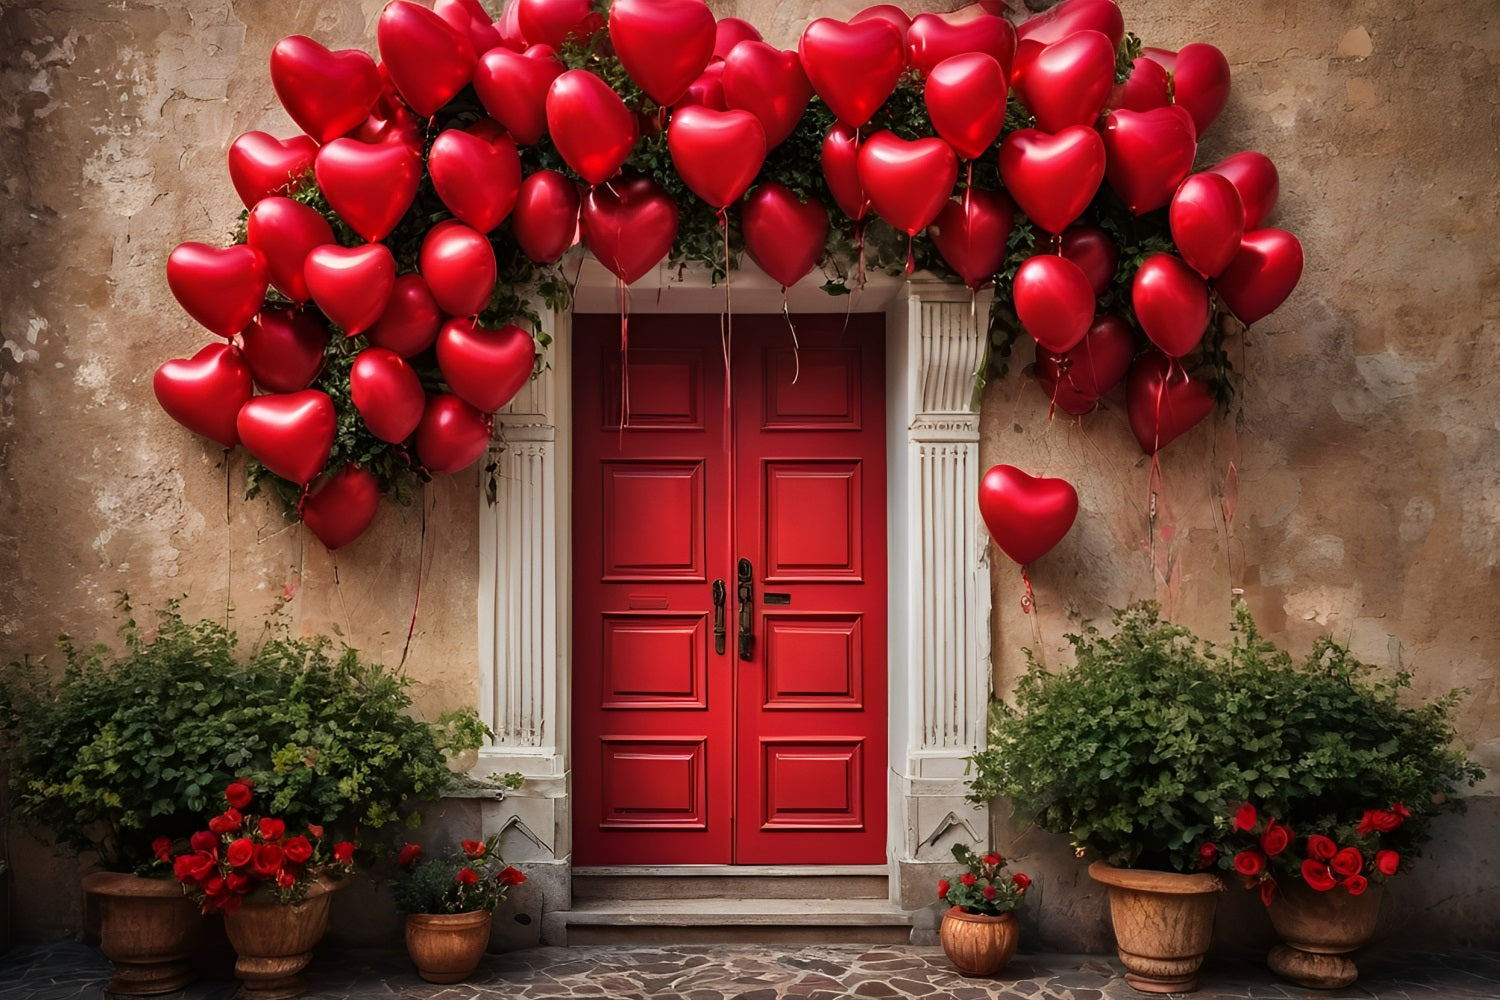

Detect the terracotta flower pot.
xmin=1088 ymin=861 xmax=1223 ymax=994
xmin=82 ymin=871 xmax=202 ymax=995
xmin=404 ymin=910 xmax=492 ymax=983
xmin=1266 ymin=878 xmax=1384 ymax=988
xmin=938 ymin=906 xmax=1019 ymax=977
xmin=222 ymin=878 xmax=340 ymax=999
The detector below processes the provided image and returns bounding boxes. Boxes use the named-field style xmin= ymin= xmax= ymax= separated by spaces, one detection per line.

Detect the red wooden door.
xmin=572 ymin=312 xmax=886 ymax=865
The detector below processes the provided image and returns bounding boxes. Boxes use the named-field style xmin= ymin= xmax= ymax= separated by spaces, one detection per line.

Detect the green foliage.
xmin=391 ymin=833 xmax=525 ymax=914
xmin=939 ymin=844 xmax=1030 ymax=916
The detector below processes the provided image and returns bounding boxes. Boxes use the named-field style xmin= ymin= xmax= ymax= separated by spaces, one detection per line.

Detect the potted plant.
xmin=391 ymin=834 xmax=526 ymax=983
xmin=936 ymin=845 xmax=1030 ymax=976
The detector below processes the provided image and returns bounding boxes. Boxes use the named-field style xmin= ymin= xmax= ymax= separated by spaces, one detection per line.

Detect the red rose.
xmin=982 ymin=853 xmax=1002 ymax=867
xmin=190 ymin=830 xmax=219 ymax=854
xmin=1392 ymin=801 xmax=1410 ymax=821
xmin=1330 ymin=847 xmax=1364 ymax=877
xmin=226 ymin=837 xmax=254 ymax=869
xmin=172 ymin=853 xmax=203 ymax=885
xmin=276 ymin=868 xmax=297 ymax=889
xmin=227 ymin=873 xmax=255 ymax=895
xmin=1233 ymin=850 xmax=1266 ymax=877
xmin=225 ymin=781 xmax=253 ymax=810
xmin=982 ymin=884 xmax=997 ymax=900
xmin=1233 ymin=802 xmax=1257 ymax=832
xmin=1375 ymin=849 xmax=1400 ymax=876
xmin=499 ymin=866 xmax=527 ymax=887
xmin=457 ymin=867 xmax=480 ymax=886
xmin=1011 ymin=872 xmax=1030 ymax=891
xmin=1305 ymin=835 xmax=1337 ymax=861
xmin=151 ymin=836 xmax=174 ymax=862
xmin=1301 ymin=859 xmax=1337 ymax=892
xmin=960 ymin=872 xmax=976 ymax=887
xmin=1196 ymin=843 xmax=1219 ymax=869
xmin=937 ymin=879 xmax=951 ymax=899
xmin=202 ymin=876 xmax=226 ymax=900
xmin=208 ymin=808 xmax=242 ymax=835
xmin=258 ymin=817 xmax=286 ymax=841
xmin=306 ymin=823 xmax=324 ymax=839
xmin=1260 ymin=820 xmax=1291 ymax=857
xmin=397 ymin=843 xmax=423 ymax=868
xmin=333 ymin=841 xmax=355 ymax=865
xmin=1343 ymin=874 xmax=1369 ymax=895
xmin=283 ymin=835 xmax=313 ymax=865
xmin=462 ymin=839 xmax=486 ymax=859
xmin=252 ymin=843 xmax=284 ymax=878
xmin=1259 ymin=878 xmax=1277 ymax=906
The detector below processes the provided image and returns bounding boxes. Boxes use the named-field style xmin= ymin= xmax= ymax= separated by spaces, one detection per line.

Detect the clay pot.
xmin=938 ymin=906 xmax=1019 ymax=977
xmin=81 ymin=871 xmax=202 ymax=995
xmin=222 ymin=877 xmax=340 ymax=999
xmin=1266 ymin=879 xmax=1384 ymax=989
xmin=404 ymin=910 xmax=493 ymax=983
xmin=1088 ymin=861 xmax=1223 ymax=994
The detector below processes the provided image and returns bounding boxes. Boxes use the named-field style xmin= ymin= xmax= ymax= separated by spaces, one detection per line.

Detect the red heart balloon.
xmin=928 ymin=188 xmax=1015 ymax=290
xmin=1132 ymin=253 xmax=1210 ymax=357
xmin=416 ymin=393 xmax=493 ymax=474
xmin=1034 ymin=313 xmax=1135 ymax=415
xmin=1206 ymin=151 xmax=1280 ymax=230
xmin=609 ymin=0 xmax=717 ymax=108
xmin=1059 ymin=225 xmax=1118 ymax=296
xmin=154 ymin=342 xmax=254 ymax=447
xmin=679 ymin=63 xmax=728 ymax=111
xmin=1019 ymin=30 xmax=1115 ymax=133
xmin=166 ymin=243 xmax=269 ymax=338
xmin=1109 ymin=55 xmax=1170 ymax=112
xmin=924 ymin=53 xmax=1008 ymax=161
xmin=906 ymin=11 xmax=1015 ymax=80
xmin=714 ymin=17 xmax=762 ymax=59
xmin=977 ymin=464 xmax=1079 ymax=566
xmin=1171 ymin=43 xmax=1232 ymax=137
xmin=517 ymin=0 xmax=603 ymax=48
xmin=1126 ymin=352 xmax=1214 ymax=455
xmin=722 ymin=42 xmax=814 ymax=150
xmin=419 ymin=220 xmax=497 ymax=318
xmin=245 ymin=196 xmax=334 ymax=303
xmin=798 ymin=17 xmax=906 ymax=129
xmin=546 ymin=70 xmax=639 ymax=185
xmin=269 ymin=36 xmax=381 ymax=144
xmin=436 ymin=320 xmax=536 ymax=413
xmin=742 ymin=181 xmax=830 ymax=288
xmin=313 ymin=138 xmax=421 ymax=242
xmin=239 ymin=308 xmax=329 ymax=393
xmin=1170 ymin=172 xmax=1244 ymax=278
xmin=580 ymin=175 xmax=679 ymax=284
xmin=236 ymin=389 xmax=337 ymax=485
xmin=1141 ymin=46 xmax=1177 ymax=74
xmin=857 ymin=131 xmax=958 ymax=237
xmin=667 ymin=106 xmax=766 ymax=209
xmin=227 ymin=132 xmax=317 ymax=209
xmin=436 ymin=0 xmax=507 ymax=56
xmin=997 ymin=125 xmax=1106 ymax=236
xmin=429 ymin=128 xmax=521 ymax=233
xmin=301 ymin=463 xmax=381 ymax=550
xmin=820 ymin=125 xmax=870 ymax=222
xmin=513 ymin=169 xmax=581 ymax=264
xmin=1101 ymin=106 xmax=1197 ymax=215
xmin=304 ymin=243 xmax=396 ymax=336
xmin=1014 ymin=254 xmax=1096 ymax=354
xmin=1013 ymin=0 xmax=1124 ymax=87
xmin=474 ymin=45 xmax=563 ymax=146
xmin=496 ymin=0 xmax=526 ymax=47
xmin=369 ymin=274 xmax=443 ymax=357
xmin=377 ymin=0 xmax=476 ymax=118
xmin=350 ymin=347 xmax=426 ymax=442
xmin=850 ymin=4 xmax=911 ymax=35
xmin=1215 ymin=229 xmax=1304 ymax=325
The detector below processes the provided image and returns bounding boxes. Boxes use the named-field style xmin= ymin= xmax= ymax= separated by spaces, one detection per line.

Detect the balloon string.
xmin=904 ymin=235 xmax=915 ymax=276
xmin=855 ymin=221 xmax=867 ymax=288
xmin=224 ymin=449 xmax=233 ymax=628
xmin=721 ymin=208 xmax=733 ymax=449
xmin=1020 ymin=565 xmax=1035 ymax=614
xmin=1147 ymin=358 xmax=1173 ymax=579
xmin=782 ymin=291 xmax=801 ymax=385
xmin=399 ymin=485 xmax=433 ymax=672
xmin=963 ymin=161 xmax=973 ymax=214
xmin=618 ymin=276 xmax=630 ymax=443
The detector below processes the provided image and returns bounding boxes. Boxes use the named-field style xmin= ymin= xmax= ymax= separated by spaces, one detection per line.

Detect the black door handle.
xmin=712 ymin=579 xmax=726 ymax=655
xmin=737 ymin=558 xmax=754 ymax=661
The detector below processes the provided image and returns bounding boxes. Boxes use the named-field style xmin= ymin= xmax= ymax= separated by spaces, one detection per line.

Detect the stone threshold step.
xmin=572 ymin=865 xmax=890 ymax=900
xmin=544 ymin=897 xmax=922 ymax=946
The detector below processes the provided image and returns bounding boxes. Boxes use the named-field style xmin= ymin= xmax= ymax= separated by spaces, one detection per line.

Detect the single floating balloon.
xmin=977 ymin=464 xmax=1080 ymax=566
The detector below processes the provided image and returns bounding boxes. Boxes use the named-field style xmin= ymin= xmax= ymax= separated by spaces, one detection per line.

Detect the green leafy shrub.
xmin=390 ymin=834 xmax=525 ymax=915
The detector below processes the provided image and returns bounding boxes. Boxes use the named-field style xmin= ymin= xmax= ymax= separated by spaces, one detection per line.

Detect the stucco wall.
xmin=1 ymin=0 xmax=1496 ymax=946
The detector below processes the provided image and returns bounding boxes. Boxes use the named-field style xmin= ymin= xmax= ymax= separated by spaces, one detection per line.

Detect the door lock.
xmin=737 ymin=558 xmax=754 ymax=661
xmin=711 ymin=579 xmax=726 ymax=655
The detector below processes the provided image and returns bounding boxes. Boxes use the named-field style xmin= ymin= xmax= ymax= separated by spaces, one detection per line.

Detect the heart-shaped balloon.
xmin=153 ymin=342 xmax=254 ymax=447
xmin=416 ymin=393 xmax=494 ymax=474
xmin=850 ymin=4 xmax=911 ymax=35
xmin=1035 ymin=313 xmax=1136 ymax=415
xmin=436 ymin=320 xmax=536 ymax=413
xmin=742 ymin=181 xmax=830 ymax=288
xmin=906 ymin=10 xmax=1015 ymax=80
xmin=439 ymin=0 xmax=508 ymax=54
xmin=1109 ymin=55 xmax=1170 ymax=112
xmin=313 ymin=138 xmax=421 ymax=242
xmin=1013 ymin=0 xmax=1124 ymax=87
xmin=1207 ymin=151 xmax=1279 ymax=230
xmin=245 ymin=196 xmax=334 ymax=303
xmin=269 ymin=35 xmax=381 ymax=144
xmin=798 ymin=17 xmax=906 ymax=128
xmin=1019 ymin=30 xmax=1116 ymax=133
xmin=474 ymin=45 xmax=564 ymax=146
xmin=821 ymin=124 xmax=870 ymax=221
xmin=1014 ymin=254 xmax=1096 ymax=354
xmin=496 ymin=0 xmax=526 ymax=48
xmin=1170 ymin=43 xmax=1231 ymax=137
xmin=301 ymin=463 xmax=381 ymax=550
xmin=227 ymin=132 xmax=318 ymax=209
xmin=997 ymin=126 xmax=1106 ymax=235
xmin=1169 ymin=172 xmax=1245 ymax=278
xmin=166 ymin=243 xmax=269 ymax=338
xmin=857 ymin=131 xmax=958 ymax=237
xmin=924 ymin=52 xmax=1008 ymax=161
xmin=377 ymin=0 xmax=476 ymax=118
xmin=1101 ymin=106 xmax=1197 ymax=215
xmin=237 ymin=389 xmax=337 ymax=485
xmin=1132 ymin=253 xmax=1210 ymax=357
xmin=580 ymin=175 xmax=679 ymax=284
xmin=667 ymin=106 xmax=767 ymax=209
xmin=609 ymin=0 xmax=717 ymax=108
xmin=368 ymin=274 xmax=444 ymax=357
xmin=419 ymin=220 xmax=497 ymax=317
xmin=1215 ymin=229 xmax=1304 ymax=325
xmin=546 ymin=70 xmax=639 ymax=185
xmin=1126 ymin=352 xmax=1214 ymax=455
xmin=928 ymin=188 xmax=1015 ymax=290
xmin=350 ymin=347 xmax=426 ymax=442
xmin=516 ymin=0 xmax=603 ymax=48
xmin=513 ymin=169 xmax=581 ymax=264
xmin=679 ymin=63 xmax=728 ymax=110
xmin=977 ymin=464 xmax=1079 ymax=566
xmin=429 ymin=127 xmax=521 ymax=232
xmin=722 ymin=42 xmax=814 ymax=150
xmin=239 ymin=308 xmax=329 ymax=393
xmin=304 ymin=243 xmax=396 ymax=336
xmin=1059 ymin=225 xmax=1118 ymax=296
xmin=714 ymin=17 xmax=762 ymax=59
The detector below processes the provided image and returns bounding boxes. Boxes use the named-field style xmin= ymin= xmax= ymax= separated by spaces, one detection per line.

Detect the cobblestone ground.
xmin=3 ymin=941 xmax=1500 ymax=1000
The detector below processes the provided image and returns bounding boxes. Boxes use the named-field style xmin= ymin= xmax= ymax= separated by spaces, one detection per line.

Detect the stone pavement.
xmin=3 ymin=940 xmax=1500 ymax=1000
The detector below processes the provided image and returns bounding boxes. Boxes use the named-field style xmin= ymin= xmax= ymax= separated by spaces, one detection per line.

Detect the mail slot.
xmin=763 ymin=592 xmax=791 ymax=605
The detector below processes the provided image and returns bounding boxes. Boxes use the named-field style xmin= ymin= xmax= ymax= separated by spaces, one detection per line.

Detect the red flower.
xmin=1011 ymin=872 xmax=1031 ymax=891
xmin=1330 ymin=847 xmax=1364 ymax=877
xmin=499 ymin=866 xmax=527 ymax=887
xmin=1392 ymin=801 xmax=1410 ymax=821
xmin=1233 ymin=802 xmax=1257 ymax=832
xmin=937 ymin=879 xmax=951 ymax=899
xmin=227 ymin=873 xmax=255 ymax=895
xmin=173 ymin=852 xmax=213 ymax=885
xmin=959 ymin=872 xmax=976 ymax=887
xmin=190 ymin=830 xmax=219 ymax=854
xmin=1259 ymin=878 xmax=1278 ymax=906
xmin=225 ymin=781 xmax=253 ymax=810
xmin=306 ymin=823 xmax=324 ymax=839
xmin=1260 ymin=820 xmax=1291 ymax=857
xmin=258 ymin=817 xmax=286 ymax=842
xmin=283 ymin=835 xmax=313 ymax=865
xmin=462 ymin=839 xmax=486 ymax=859
xmin=1233 ymin=850 xmax=1266 ymax=877
xmin=397 ymin=843 xmax=423 ymax=868
xmin=1375 ymin=849 xmax=1400 ymax=876
xmin=276 ymin=868 xmax=296 ymax=889
xmin=1305 ymin=835 xmax=1337 ymax=861
xmin=152 ymin=836 xmax=174 ymax=863
xmin=252 ymin=842 xmax=284 ymax=878
xmin=226 ymin=837 xmax=254 ymax=869
xmin=333 ymin=841 xmax=356 ymax=864
xmin=1196 ymin=843 xmax=1219 ymax=869
xmin=982 ymin=884 xmax=997 ymax=900
xmin=1301 ymin=859 xmax=1337 ymax=892
xmin=982 ymin=853 xmax=1002 ymax=867
xmin=457 ymin=867 xmax=480 ymax=886
xmin=208 ymin=808 xmax=242 ymax=835
xmin=1343 ymin=875 xmax=1369 ymax=896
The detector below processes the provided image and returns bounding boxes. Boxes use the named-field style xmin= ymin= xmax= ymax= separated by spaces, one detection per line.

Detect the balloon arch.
xmin=155 ymin=0 xmax=1303 ymax=555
